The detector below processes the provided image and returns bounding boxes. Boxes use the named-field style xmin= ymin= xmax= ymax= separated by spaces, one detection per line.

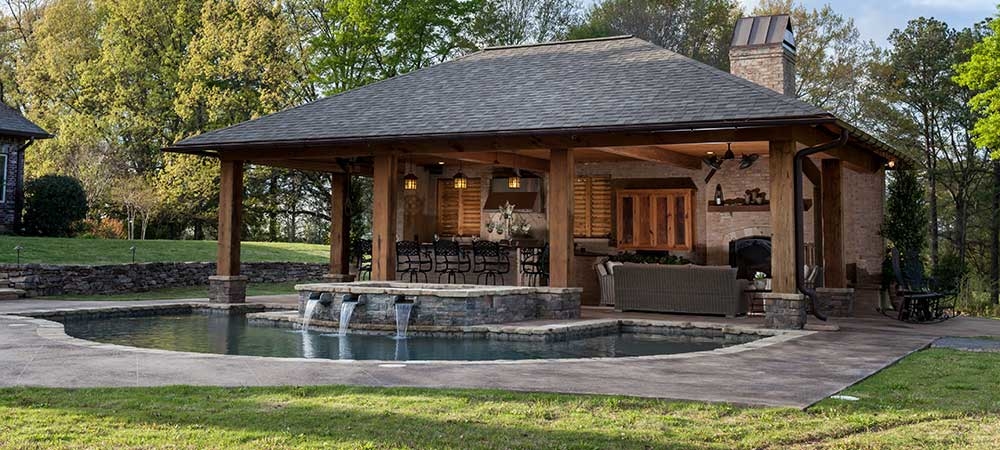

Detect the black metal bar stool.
xmin=473 ymin=241 xmax=510 ymax=285
xmin=396 ymin=240 xmax=432 ymax=282
xmin=354 ymin=239 xmax=372 ymax=280
xmin=519 ymin=244 xmax=549 ymax=286
xmin=434 ymin=240 xmax=470 ymax=284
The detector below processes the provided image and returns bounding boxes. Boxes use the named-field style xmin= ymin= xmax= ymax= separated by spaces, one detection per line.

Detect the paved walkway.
xmin=933 ymin=336 xmax=1000 ymax=352
xmin=2 ymin=298 xmax=999 ymax=409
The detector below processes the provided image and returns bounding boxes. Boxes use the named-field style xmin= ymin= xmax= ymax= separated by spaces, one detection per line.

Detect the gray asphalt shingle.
xmin=172 ymin=36 xmax=833 ymax=149
xmin=0 ymin=103 xmax=49 ymax=139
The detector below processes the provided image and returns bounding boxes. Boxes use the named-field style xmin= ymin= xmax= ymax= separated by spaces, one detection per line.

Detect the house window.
xmin=436 ymin=177 xmax=481 ymax=236
xmin=0 ymin=153 xmax=7 ymax=204
xmin=574 ymin=175 xmax=612 ymax=238
xmin=616 ymin=188 xmax=694 ymax=251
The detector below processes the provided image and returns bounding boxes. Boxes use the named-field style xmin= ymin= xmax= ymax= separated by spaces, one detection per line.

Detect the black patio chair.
xmin=434 ymin=240 xmax=471 ymax=284
xmin=396 ymin=240 xmax=432 ymax=282
xmin=472 ymin=241 xmax=510 ymax=285
xmin=354 ymin=239 xmax=372 ymax=281
xmin=520 ymin=244 xmax=549 ymax=287
xmin=889 ymin=248 xmax=956 ymax=323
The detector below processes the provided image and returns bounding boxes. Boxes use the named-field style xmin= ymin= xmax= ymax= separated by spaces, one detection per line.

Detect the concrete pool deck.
xmin=1 ymin=296 xmax=999 ymax=408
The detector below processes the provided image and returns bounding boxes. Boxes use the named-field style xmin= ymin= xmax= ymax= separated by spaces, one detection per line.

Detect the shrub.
xmin=78 ymin=218 xmax=127 ymax=239
xmin=881 ymin=169 xmax=927 ymax=257
xmin=23 ymin=175 xmax=88 ymax=237
xmin=932 ymin=252 xmax=966 ymax=293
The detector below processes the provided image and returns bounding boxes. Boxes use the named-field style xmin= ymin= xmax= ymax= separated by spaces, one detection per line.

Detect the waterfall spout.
xmin=338 ymin=294 xmax=360 ymax=336
xmin=393 ymin=297 xmax=414 ymax=340
xmin=302 ymin=296 xmax=321 ymax=333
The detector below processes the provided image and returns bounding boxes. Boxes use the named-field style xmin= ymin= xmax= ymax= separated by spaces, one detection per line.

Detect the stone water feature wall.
xmin=0 ymin=262 xmax=328 ymax=297
xmin=297 ymin=282 xmax=581 ymax=328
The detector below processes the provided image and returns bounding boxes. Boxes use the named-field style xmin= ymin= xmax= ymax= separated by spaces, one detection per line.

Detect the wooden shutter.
xmin=574 ymin=175 xmax=612 ymax=238
xmin=437 ymin=178 xmax=482 ymax=236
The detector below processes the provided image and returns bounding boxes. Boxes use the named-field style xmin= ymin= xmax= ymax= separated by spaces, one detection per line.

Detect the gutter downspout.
xmin=794 ymin=129 xmax=848 ymax=321
xmin=13 ymin=138 xmax=34 ymax=233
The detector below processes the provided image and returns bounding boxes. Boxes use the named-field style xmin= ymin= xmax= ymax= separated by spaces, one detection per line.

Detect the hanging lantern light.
xmin=508 ymin=154 xmax=521 ymax=189
xmin=453 ymin=162 xmax=468 ymax=189
xmin=403 ymin=160 xmax=418 ymax=190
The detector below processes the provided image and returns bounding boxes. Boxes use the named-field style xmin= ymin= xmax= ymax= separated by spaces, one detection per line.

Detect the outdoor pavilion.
xmin=166 ymin=36 xmax=906 ymax=326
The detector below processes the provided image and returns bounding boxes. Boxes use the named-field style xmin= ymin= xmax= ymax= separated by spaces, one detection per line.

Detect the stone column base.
xmin=323 ymin=273 xmax=356 ymax=283
xmin=814 ymin=287 xmax=855 ymax=317
xmin=763 ymin=293 xmax=807 ymax=329
xmin=208 ymin=275 xmax=248 ymax=304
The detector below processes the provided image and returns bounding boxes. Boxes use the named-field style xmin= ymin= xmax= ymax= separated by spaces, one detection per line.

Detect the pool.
xmin=60 ymin=313 xmax=738 ymax=361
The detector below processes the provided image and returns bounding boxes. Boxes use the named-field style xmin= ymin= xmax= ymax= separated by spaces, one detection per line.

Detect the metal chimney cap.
xmin=732 ymin=15 xmax=795 ymax=52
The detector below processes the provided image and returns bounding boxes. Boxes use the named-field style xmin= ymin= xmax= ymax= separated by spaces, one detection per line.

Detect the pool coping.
xmin=3 ymin=302 xmax=813 ymax=366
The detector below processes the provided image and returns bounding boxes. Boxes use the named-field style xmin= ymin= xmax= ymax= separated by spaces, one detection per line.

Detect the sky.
xmin=737 ymin=0 xmax=996 ymax=44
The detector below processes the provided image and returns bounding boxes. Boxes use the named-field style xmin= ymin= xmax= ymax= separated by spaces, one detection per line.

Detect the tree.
xmin=567 ymin=0 xmax=740 ymax=69
xmin=472 ymin=0 xmax=579 ymax=47
xmin=23 ymin=174 xmax=88 ymax=236
xmin=113 ymin=176 xmax=159 ymax=240
xmin=882 ymin=169 xmax=927 ymax=259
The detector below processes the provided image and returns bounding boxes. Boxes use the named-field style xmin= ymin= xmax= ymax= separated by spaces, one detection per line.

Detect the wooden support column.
xmin=329 ymin=173 xmax=350 ymax=275
xmin=372 ymin=154 xmax=398 ymax=281
xmin=548 ymin=148 xmax=575 ymax=287
xmin=822 ymin=159 xmax=846 ymax=288
xmin=813 ymin=181 xmax=824 ymax=267
xmin=217 ymin=159 xmax=244 ymax=276
xmin=769 ymin=141 xmax=796 ymax=293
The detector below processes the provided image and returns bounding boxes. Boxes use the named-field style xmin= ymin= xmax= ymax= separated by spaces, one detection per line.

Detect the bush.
xmin=932 ymin=252 xmax=966 ymax=293
xmin=23 ymin=175 xmax=88 ymax=237
xmin=78 ymin=218 xmax=127 ymax=239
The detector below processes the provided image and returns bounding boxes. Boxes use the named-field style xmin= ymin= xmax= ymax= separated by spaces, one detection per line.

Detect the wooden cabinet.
xmin=616 ymin=189 xmax=693 ymax=251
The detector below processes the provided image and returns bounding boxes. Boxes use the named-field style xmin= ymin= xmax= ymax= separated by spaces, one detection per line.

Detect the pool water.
xmin=61 ymin=313 xmax=731 ymax=361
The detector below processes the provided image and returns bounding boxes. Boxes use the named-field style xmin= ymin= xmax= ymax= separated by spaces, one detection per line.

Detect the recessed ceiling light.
xmin=707 ymin=151 xmax=715 ymax=155
xmin=437 ymin=161 xmax=445 ymax=165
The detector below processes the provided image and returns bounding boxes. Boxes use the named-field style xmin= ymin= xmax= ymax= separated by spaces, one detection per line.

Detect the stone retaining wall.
xmin=0 ymin=262 xmax=328 ymax=297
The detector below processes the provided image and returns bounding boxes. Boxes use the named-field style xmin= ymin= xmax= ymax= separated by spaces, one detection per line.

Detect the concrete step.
xmin=0 ymin=288 xmax=27 ymax=300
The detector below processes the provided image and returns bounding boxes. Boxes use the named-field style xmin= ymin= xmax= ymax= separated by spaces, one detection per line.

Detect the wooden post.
xmin=217 ymin=159 xmax=243 ymax=276
xmin=548 ymin=148 xmax=574 ymax=287
xmin=329 ymin=173 xmax=350 ymax=275
xmin=822 ymin=159 xmax=846 ymax=288
xmin=813 ymin=182 xmax=823 ymax=267
xmin=769 ymin=141 xmax=796 ymax=293
xmin=372 ymin=154 xmax=398 ymax=281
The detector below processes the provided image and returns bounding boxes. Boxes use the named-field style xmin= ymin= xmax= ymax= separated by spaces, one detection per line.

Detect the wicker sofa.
xmin=612 ymin=263 xmax=749 ymax=317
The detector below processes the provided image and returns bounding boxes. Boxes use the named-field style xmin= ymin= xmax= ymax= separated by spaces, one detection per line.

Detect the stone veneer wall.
xmin=0 ymin=137 xmax=25 ymax=233
xmin=0 ymin=262 xmax=328 ymax=297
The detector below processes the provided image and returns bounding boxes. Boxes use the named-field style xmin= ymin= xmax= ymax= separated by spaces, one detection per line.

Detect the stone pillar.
xmin=209 ymin=275 xmax=248 ymax=304
xmin=814 ymin=287 xmax=855 ymax=317
xmin=762 ymin=292 xmax=807 ymax=329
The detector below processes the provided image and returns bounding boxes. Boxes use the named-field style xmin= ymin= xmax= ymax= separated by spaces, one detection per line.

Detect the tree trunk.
xmin=992 ymin=159 xmax=1000 ymax=305
xmin=928 ymin=152 xmax=939 ymax=268
xmin=193 ymin=222 xmax=205 ymax=241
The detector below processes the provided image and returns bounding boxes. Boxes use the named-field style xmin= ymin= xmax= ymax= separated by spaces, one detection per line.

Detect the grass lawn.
xmin=37 ymin=280 xmax=312 ymax=301
xmin=0 ymin=235 xmax=329 ymax=265
xmin=1 ymin=349 xmax=998 ymax=449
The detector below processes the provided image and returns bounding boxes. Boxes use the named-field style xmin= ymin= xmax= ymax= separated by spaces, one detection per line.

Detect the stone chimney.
xmin=729 ymin=15 xmax=796 ymax=97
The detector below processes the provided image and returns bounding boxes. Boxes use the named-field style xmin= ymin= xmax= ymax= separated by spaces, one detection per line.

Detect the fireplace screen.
xmin=729 ymin=236 xmax=772 ymax=280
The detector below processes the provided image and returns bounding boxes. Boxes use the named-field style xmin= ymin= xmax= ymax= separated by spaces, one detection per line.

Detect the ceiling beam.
xmin=827 ymin=145 xmax=883 ymax=173
xmin=429 ymin=151 xmax=550 ymax=172
xmin=247 ymin=159 xmax=346 ymax=173
xmin=586 ymin=146 xmax=702 ymax=170
xmin=801 ymin=157 xmax=821 ymax=185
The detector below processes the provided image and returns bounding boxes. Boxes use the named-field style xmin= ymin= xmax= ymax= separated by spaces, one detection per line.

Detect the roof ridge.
xmin=481 ymin=35 xmax=634 ymax=51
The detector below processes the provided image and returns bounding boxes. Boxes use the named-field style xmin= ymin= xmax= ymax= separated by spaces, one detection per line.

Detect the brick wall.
xmin=729 ymin=45 xmax=796 ymax=97
xmin=844 ymin=168 xmax=886 ymax=285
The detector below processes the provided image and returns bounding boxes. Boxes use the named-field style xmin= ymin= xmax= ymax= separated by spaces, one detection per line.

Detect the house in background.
xmin=0 ymin=102 xmax=51 ymax=233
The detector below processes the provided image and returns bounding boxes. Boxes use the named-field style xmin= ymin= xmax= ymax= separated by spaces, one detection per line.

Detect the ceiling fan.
xmin=703 ymin=143 xmax=759 ymax=183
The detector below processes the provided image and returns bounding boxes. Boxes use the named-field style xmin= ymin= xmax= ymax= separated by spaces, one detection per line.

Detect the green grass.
xmin=1 ymin=349 xmax=998 ymax=449
xmin=0 ymin=235 xmax=330 ymax=265
xmin=37 ymin=280 xmax=311 ymax=301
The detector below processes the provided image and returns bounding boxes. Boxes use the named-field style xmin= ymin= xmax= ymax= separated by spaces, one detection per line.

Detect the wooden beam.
xmin=430 ymin=151 xmax=550 ymax=172
xmin=822 ymin=159 xmax=846 ymax=288
xmin=801 ymin=157 xmax=821 ymax=186
xmin=813 ymin=180 xmax=823 ymax=268
xmin=769 ymin=141 xmax=796 ymax=294
xmin=248 ymin=159 xmax=345 ymax=173
xmin=826 ymin=146 xmax=882 ymax=173
xmin=211 ymin=125 xmax=832 ymax=161
xmin=548 ymin=148 xmax=575 ymax=287
xmin=587 ymin=146 xmax=702 ymax=169
xmin=371 ymin=154 xmax=398 ymax=281
xmin=217 ymin=160 xmax=244 ymax=276
xmin=329 ymin=173 xmax=350 ymax=275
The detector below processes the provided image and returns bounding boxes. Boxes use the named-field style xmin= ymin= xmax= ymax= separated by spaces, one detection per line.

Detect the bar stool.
xmin=520 ymin=244 xmax=549 ymax=286
xmin=354 ymin=239 xmax=372 ymax=280
xmin=396 ymin=240 xmax=432 ymax=282
xmin=472 ymin=241 xmax=510 ymax=285
xmin=434 ymin=240 xmax=470 ymax=284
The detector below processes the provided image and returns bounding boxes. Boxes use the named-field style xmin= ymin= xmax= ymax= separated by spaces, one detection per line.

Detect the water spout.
xmin=393 ymin=297 xmax=414 ymax=340
xmin=302 ymin=296 xmax=320 ymax=333
xmin=338 ymin=294 xmax=360 ymax=336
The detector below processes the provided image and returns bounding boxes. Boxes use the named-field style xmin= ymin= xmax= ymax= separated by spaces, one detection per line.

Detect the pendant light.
xmin=723 ymin=142 xmax=735 ymax=160
xmin=453 ymin=161 xmax=468 ymax=189
xmin=403 ymin=160 xmax=418 ymax=191
xmin=508 ymin=154 xmax=521 ymax=189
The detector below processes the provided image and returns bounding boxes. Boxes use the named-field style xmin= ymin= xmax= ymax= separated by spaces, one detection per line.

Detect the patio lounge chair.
xmin=889 ymin=248 xmax=956 ymax=323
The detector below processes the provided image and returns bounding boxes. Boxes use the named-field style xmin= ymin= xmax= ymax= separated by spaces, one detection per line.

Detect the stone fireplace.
xmin=729 ymin=236 xmax=772 ymax=280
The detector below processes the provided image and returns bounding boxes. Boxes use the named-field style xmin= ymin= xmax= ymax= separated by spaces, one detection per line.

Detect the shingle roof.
xmin=171 ymin=36 xmax=837 ymax=150
xmin=0 ymin=103 xmax=50 ymax=139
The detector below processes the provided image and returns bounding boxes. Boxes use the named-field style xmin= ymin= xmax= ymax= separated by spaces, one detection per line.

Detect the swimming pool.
xmin=60 ymin=312 xmax=743 ymax=361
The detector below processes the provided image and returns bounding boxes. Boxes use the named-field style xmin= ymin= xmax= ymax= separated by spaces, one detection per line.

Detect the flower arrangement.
xmin=486 ymin=202 xmax=531 ymax=238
